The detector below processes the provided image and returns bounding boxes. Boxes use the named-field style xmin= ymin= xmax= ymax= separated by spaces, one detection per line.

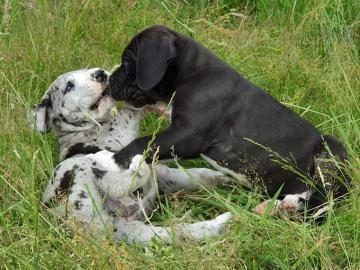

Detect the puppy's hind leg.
xmin=114 ymin=212 xmax=232 ymax=244
xmin=253 ymin=191 xmax=311 ymax=217
xmin=114 ymin=219 xmax=172 ymax=244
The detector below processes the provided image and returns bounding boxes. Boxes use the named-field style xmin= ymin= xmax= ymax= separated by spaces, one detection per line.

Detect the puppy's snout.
xmin=93 ymin=69 xmax=107 ymax=82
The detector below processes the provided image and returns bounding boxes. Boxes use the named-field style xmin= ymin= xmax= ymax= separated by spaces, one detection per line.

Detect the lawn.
xmin=1 ymin=0 xmax=359 ymax=269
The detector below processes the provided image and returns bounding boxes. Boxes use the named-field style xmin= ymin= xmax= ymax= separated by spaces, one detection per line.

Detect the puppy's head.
xmin=31 ymin=68 xmax=114 ymax=133
xmin=109 ymin=25 xmax=177 ymax=108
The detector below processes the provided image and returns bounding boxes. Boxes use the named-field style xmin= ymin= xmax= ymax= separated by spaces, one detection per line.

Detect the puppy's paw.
xmin=279 ymin=194 xmax=304 ymax=215
xmin=207 ymin=212 xmax=233 ymax=236
xmin=214 ymin=212 xmax=233 ymax=225
xmin=176 ymin=212 xmax=232 ymax=241
xmin=253 ymin=200 xmax=281 ymax=216
xmin=253 ymin=196 xmax=305 ymax=219
xmin=129 ymin=155 xmax=149 ymax=176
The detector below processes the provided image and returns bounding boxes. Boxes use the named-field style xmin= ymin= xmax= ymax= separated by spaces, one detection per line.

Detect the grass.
xmin=1 ymin=0 xmax=359 ymax=268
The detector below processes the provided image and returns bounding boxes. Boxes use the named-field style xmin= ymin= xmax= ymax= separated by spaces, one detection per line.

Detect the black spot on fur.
xmin=298 ymin=198 xmax=306 ymax=206
xmin=89 ymin=103 xmax=98 ymax=111
xmin=74 ymin=200 xmax=83 ymax=210
xmin=91 ymin=167 xmax=107 ymax=179
xmin=56 ymin=165 xmax=79 ymax=197
xmin=92 ymin=162 xmax=97 ymax=166
xmin=65 ymin=143 xmax=101 ymax=159
xmin=79 ymin=191 xmax=87 ymax=198
xmin=122 ymin=204 xmax=139 ymax=217
xmin=56 ymin=114 xmax=87 ymax=128
xmin=113 ymin=227 xmax=118 ymax=232
xmin=60 ymin=165 xmax=78 ymax=190
xmin=166 ymin=180 xmax=174 ymax=186
xmin=105 ymin=146 xmax=112 ymax=151
xmin=125 ymin=120 xmax=129 ymax=124
xmin=133 ymin=187 xmax=144 ymax=197
xmin=39 ymin=97 xmax=52 ymax=109
xmin=109 ymin=127 xmax=114 ymax=131
xmin=52 ymin=166 xmax=61 ymax=184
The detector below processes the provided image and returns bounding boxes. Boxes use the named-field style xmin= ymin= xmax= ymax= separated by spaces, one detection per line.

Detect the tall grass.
xmin=1 ymin=0 xmax=359 ymax=269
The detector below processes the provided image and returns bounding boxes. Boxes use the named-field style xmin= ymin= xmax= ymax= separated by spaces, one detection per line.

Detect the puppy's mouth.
xmin=89 ymin=86 xmax=111 ymax=110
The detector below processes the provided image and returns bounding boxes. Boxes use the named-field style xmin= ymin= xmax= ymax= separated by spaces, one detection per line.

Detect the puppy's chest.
xmin=95 ymin=117 xmax=140 ymax=152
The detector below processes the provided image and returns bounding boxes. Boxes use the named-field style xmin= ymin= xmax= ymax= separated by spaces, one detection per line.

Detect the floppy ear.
xmin=136 ymin=32 xmax=177 ymax=91
xmin=29 ymin=96 xmax=52 ymax=133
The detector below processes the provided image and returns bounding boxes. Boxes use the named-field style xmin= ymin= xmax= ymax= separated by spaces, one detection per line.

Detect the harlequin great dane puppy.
xmin=31 ymin=68 xmax=232 ymax=243
xmin=109 ymin=25 xmax=350 ymax=217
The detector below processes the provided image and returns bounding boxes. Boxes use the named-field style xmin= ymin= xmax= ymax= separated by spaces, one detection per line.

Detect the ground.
xmin=0 ymin=0 xmax=359 ymax=269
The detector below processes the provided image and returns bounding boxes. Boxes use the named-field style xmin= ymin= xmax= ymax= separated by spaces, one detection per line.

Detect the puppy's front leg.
xmin=113 ymin=126 xmax=203 ymax=167
xmin=90 ymin=151 xmax=151 ymax=200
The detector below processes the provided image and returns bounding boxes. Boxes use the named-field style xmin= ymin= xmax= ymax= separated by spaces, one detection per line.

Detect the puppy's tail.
xmin=308 ymin=135 xmax=351 ymax=217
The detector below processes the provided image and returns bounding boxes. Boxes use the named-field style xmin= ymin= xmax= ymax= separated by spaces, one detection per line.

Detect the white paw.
xmin=176 ymin=212 xmax=233 ymax=241
xmin=280 ymin=195 xmax=304 ymax=213
xmin=129 ymin=155 xmax=146 ymax=176
xmin=214 ymin=212 xmax=232 ymax=225
xmin=88 ymin=150 xmax=120 ymax=172
xmin=253 ymin=199 xmax=281 ymax=216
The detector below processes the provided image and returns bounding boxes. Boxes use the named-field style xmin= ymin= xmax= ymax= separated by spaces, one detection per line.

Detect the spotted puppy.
xmin=31 ymin=68 xmax=232 ymax=243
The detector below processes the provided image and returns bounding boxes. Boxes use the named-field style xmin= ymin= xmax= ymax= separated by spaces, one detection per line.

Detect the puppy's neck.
xmin=57 ymin=124 xmax=102 ymax=161
xmin=56 ymin=107 xmax=144 ymax=162
xmin=173 ymin=35 xmax=229 ymax=86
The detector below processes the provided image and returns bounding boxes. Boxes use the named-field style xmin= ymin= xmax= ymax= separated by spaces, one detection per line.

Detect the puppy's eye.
xmin=65 ymin=81 xmax=74 ymax=93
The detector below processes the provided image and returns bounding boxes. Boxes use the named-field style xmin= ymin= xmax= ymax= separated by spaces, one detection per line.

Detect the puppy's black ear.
xmin=136 ymin=32 xmax=176 ymax=91
xmin=29 ymin=95 xmax=53 ymax=133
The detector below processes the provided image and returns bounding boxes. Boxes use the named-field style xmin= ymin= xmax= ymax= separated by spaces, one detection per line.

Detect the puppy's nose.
xmin=94 ymin=69 xmax=107 ymax=82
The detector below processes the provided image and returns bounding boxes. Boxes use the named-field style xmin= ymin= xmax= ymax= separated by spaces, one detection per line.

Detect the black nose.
xmin=94 ymin=69 xmax=107 ymax=82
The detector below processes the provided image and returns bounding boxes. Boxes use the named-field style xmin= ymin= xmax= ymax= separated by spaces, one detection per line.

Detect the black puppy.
xmin=109 ymin=25 xmax=350 ymax=213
